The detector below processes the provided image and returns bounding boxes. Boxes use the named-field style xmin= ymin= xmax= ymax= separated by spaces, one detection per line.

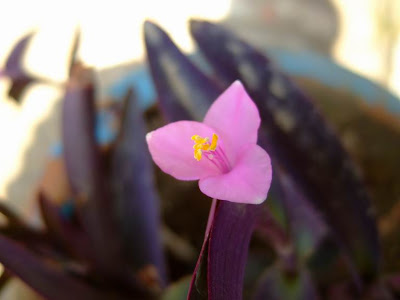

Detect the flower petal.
xmin=146 ymin=121 xmax=222 ymax=180
xmin=203 ymin=81 xmax=260 ymax=164
xmin=199 ymin=144 xmax=272 ymax=204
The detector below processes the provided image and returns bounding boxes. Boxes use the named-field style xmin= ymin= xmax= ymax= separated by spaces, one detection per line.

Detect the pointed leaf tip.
xmin=5 ymin=32 xmax=35 ymax=75
xmin=3 ymin=32 xmax=36 ymax=102
xmin=144 ymin=20 xmax=164 ymax=44
xmin=144 ymin=21 xmax=222 ymax=122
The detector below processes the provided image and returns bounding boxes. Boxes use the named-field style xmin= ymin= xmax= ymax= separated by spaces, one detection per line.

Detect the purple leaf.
xmin=61 ymin=66 xmax=125 ymax=278
xmin=4 ymin=32 xmax=34 ymax=78
xmin=188 ymin=202 xmax=259 ymax=300
xmin=144 ymin=21 xmax=222 ymax=122
xmin=2 ymin=33 xmax=36 ymax=102
xmin=253 ymin=264 xmax=319 ymax=300
xmin=62 ymin=67 xmax=97 ymax=194
xmin=190 ymin=20 xmax=380 ymax=279
xmin=111 ymin=90 xmax=166 ymax=284
xmin=208 ymin=203 xmax=259 ymax=299
xmin=0 ymin=234 xmax=113 ymax=300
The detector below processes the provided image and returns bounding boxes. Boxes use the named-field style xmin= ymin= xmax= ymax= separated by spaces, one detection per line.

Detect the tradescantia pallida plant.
xmin=0 ymin=19 xmax=398 ymax=300
xmin=144 ymin=20 xmax=396 ymax=299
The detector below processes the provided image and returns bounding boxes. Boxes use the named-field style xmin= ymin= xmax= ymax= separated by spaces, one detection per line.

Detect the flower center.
xmin=191 ymin=133 xmax=218 ymax=161
xmin=191 ymin=133 xmax=231 ymax=173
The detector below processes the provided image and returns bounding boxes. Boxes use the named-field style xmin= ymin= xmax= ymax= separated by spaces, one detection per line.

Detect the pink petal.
xmin=146 ymin=121 xmax=223 ymax=180
xmin=199 ymin=144 xmax=272 ymax=204
xmin=203 ymin=81 xmax=261 ymax=164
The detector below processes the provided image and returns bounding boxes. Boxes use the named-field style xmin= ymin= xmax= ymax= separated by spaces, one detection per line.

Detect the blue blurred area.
xmin=60 ymin=199 xmax=75 ymax=220
xmin=268 ymin=49 xmax=400 ymax=114
xmin=109 ymin=67 xmax=157 ymax=109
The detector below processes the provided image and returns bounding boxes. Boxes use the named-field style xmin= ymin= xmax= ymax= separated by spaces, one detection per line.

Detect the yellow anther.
xmin=209 ymin=134 xmax=218 ymax=151
xmin=194 ymin=149 xmax=203 ymax=161
xmin=191 ymin=135 xmax=208 ymax=143
xmin=191 ymin=133 xmax=219 ymax=161
xmin=193 ymin=143 xmax=202 ymax=150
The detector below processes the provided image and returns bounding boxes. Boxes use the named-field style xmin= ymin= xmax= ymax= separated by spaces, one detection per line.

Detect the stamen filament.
xmin=190 ymin=133 xmax=231 ymax=173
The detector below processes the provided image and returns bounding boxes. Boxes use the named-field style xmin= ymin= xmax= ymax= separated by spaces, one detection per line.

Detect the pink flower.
xmin=146 ymin=81 xmax=272 ymax=204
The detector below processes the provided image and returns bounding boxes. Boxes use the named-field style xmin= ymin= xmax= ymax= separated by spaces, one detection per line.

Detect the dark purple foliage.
xmin=186 ymin=203 xmax=260 ymax=300
xmin=203 ymin=203 xmax=258 ymax=299
xmin=4 ymin=33 xmax=34 ymax=79
xmin=111 ymin=90 xmax=166 ymax=284
xmin=2 ymin=33 xmax=36 ymax=101
xmin=0 ymin=234 xmax=112 ymax=300
xmin=62 ymin=66 xmax=126 ymax=278
xmin=0 ymin=69 xmax=166 ymax=298
xmin=189 ymin=19 xmax=380 ymax=281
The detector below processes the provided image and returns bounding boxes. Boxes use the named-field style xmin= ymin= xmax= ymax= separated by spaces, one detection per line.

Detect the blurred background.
xmin=0 ymin=0 xmax=399 ymax=297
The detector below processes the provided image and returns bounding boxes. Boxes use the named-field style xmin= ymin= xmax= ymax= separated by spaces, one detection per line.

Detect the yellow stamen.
xmin=210 ymin=133 xmax=218 ymax=151
xmin=194 ymin=149 xmax=203 ymax=161
xmin=191 ymin=133 xmax=219 ymax=161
